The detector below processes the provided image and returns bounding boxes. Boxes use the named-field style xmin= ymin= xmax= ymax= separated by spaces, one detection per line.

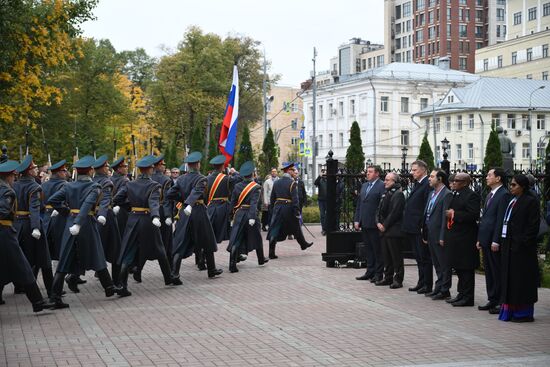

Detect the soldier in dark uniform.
xmin=47 ymin=156 xmax=121 ymax=308
xmin=0 ymin=160 xmax=55 ymax=312
xmin=113 ymin=155 xmax=181 ymax=297
xmin=151 ymin=154 xmax=174 ymax=275
xmin=266 ymin=162 xmax=313 ymax=259
xmin=42 ymin=160 xmax=69 ymax=262
xmin=110 ymin=157 xmax=130 ymax=235
xmin=227 ymin=161 xmax=268 ymax=273
xmin=167 ymin=152 xmax=223 ymax=279
xmin=13 ymin=155 xmax=54 ymax=296
xmin=206 ymin=155 xmax=235 ymax=244
xmin=92 ymin=155 xmax=122 ymax=286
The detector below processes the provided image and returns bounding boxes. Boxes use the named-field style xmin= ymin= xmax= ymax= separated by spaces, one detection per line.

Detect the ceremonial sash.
xmin=208 ymin=173 xmax=226 ymax=203
xmin=235 ymin=182 xmax=258 ymax=209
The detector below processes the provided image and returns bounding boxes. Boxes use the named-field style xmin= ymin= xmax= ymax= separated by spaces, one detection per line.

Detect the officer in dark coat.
xmin=206 ymin=155 xmax=235 ymax=244
xmin=93 ymin=155 xmax=122 ymax=285
xmin=110 ymin=157 xmax=130 ymax=233
xmin=0 ymin=160 xmax=55 ymax=312
xmin=227 ymin=161 xmax=268 ymax=273
xmin=47 ymin=156 xmax=121 ymax=308
xmin=442 ymin=172 xmax=480 ymax=307
xmin=42 ymin=160 xmax=69 ymax=261
xmin=266 ymin=162 xmax=313 ymax=259
xmin=13 ymin=155 xmax=54 ymax=296
xmin=167 ymin=151 xmax=223 ymax=279
xmin=113 ymin=155 xmax=181 ymax=296
xmin=151 ymin=154 xmax=174 ymax=270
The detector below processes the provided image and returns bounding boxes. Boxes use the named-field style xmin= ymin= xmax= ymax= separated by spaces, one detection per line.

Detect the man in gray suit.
xmin=354 ymin=165 xmax=386 ymax=282
xmin=422 ymin=169 xmax=452 ymax=300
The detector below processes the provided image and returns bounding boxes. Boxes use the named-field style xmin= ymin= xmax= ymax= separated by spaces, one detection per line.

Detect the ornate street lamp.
xmin=401 ymin=146 xmax=408 ymax=172
xmin=441 ymin=137 xmax=450 ymax=174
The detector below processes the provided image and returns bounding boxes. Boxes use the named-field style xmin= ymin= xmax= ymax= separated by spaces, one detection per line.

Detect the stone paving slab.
xmin=1 ymin=224 xmax=549 ymax=366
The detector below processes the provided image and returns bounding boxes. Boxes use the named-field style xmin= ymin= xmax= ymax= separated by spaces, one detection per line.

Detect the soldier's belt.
xmin=275 ymin=198 xmax=291 ymax=203
xmin=15 ymin=211 xmax=30 ymax=218
xmin=131 ymin=207 xmax=150 ymax=214
xmin=69 ymin=209 xmax=95 ymax=216
xmin=45 ymin=205 xmax=53 ymax=210
xmin=0 ymin=219 xmax=13 ymax=226
xmin=210 ymin=197 xmax=228 ymax=202
xmin=193 ymin=200 xmax=205 ymax=206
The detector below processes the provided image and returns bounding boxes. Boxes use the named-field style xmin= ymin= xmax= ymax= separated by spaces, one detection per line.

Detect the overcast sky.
xmin=82 ymin=0 xmax=385 ymax=86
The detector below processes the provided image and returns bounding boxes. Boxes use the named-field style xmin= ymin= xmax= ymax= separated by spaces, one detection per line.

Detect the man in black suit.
xmin=476 ymin=168 xmax=509 ymax=314
xmin=422 ymin=169 xmax=452 ymax=300
xmin=402 ymin=160 xmax=432 ymax=294
xmin=443 ymin=172 xmax=480 ymax=307
xmin=354 ymin=165 xmax=385 ymax=282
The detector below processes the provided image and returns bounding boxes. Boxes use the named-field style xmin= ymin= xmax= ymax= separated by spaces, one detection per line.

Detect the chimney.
xmin=438 ymin=56 xmax=450 ymax=70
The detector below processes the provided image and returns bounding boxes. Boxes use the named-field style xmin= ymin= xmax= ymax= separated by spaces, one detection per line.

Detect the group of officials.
xmin=0 ymin=151 xmax=313 ymax=313
xmin=354 ymin=160 xmax=540 ymax=323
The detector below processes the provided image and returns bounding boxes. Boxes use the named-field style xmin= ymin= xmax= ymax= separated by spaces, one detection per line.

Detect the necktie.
xmin=485 ymin=192 xmax=494 ymax=209
xmin=365 ymin=182 xmax=373 ymax=198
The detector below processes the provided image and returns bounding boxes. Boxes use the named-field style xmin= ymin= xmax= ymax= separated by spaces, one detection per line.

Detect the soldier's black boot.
xmin=111 ymin=263 xmax=121 ymax=287
xmin=133 ymin=260 xmax=144 ymax=283
xmin=269 ymin=240 xmax=278 ymax=259
xmin=13 ymin=283 xmax=25 ymax=294
xmin=42 ymin=267 xmax=54 ymax=297
xmin=117 ymin=264 xmax=132 ymax=297
xmin=195 ymin=249 xmax=206 ymax=271
xmin=257 ymin=245 xmax=269 ymax=266
xmin=25 ymin=282 xmax=55 ymax=312
xmin=65 ymin=274 xmax=80 ymax=293
xmin=296 ymin=230 xmax=313 ymax=250
xmin=206 ymin=252 xmax=223 ymax=278
xmin=229 ymin=253 xmax=238 ymax=273
xmin=49 ymin=273 xmax=69 ymax=309
xmin=160 ymin=256 xmax=182 ymax=286
xmin=171 ymin=253 xmax=183 ymax=279
xmin=96 ymin=268 xmax=118 ymax=297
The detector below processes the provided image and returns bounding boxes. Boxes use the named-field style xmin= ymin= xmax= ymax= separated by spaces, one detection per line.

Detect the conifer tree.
xmin=417 ymin=133 xmax=435 ymax=171
xmin=258 ymin=128 xmax=278 ymax=178
xmin=345 ymin=121 xmax=365 ymax=173
xmin=235 ymin=124 xmax=254 ymax=169
xmin=483 ymin=122 xmax=503 ymax=170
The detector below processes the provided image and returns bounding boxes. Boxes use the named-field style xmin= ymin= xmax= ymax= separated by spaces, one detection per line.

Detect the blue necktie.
xmin=365 ymin=182 xmax=373 ymax=198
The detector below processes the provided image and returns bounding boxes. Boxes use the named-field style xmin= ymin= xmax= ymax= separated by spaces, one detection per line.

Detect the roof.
xmin=415 ymin=77 xmax=550 ymax=116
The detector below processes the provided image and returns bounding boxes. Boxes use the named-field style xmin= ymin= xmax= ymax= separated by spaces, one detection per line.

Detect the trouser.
xmin=362 ymin=228 xmax=383 ymax=279
xmin=428 ymin=240 xmax=452 ymax=293
xmin=51 ymin=268 xmax=114 ymax=300
xmin=456 ymin=268 xmax=475 ymax=302
xmin=173 ymin=251 xmax=217 ymax=278
xmin=382 ymin=236 xmax=404 ymax=284
xmin=32 ymin=265 xmax=54 ymax=297
xmin=406 ymin=233 xmax=433 ymax=289
xmin=318 ymin=200 xmax=327 ymax=231
xmin=481 ymin=245 xmax=501 ymax=304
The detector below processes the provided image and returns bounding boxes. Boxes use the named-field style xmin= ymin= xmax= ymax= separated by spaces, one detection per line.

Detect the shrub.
xmin=302 ymin=206 xmax=320 ymax=223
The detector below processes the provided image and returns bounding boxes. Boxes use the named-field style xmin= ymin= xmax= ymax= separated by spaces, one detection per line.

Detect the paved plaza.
xmin=1 ymin=224 xmax=550 ymax=367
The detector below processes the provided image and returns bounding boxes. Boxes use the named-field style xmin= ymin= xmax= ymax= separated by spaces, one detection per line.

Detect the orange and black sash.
xmin=235 ymin=181 xmax=259 ymax=210
xmin=208 ymin=173 xmax=226 ymax=204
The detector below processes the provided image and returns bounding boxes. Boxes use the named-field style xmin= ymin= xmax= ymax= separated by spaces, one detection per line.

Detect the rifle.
xmin=25 ymin=119 xmax=30 ymax=155
xmin=149 ymin=137 xmax=153 ymax=155
xmin=131 ymin=134 xmax=137 ymax=179
xmin=40 ymin=125 xmax=52 ymax=167
xmin=90 ymin=139 xmax=96 ymax=160
xmin=113 ymin=127 xmax=117 ymax=159
xmin=72 ymin=118 xmax=78 ymax=181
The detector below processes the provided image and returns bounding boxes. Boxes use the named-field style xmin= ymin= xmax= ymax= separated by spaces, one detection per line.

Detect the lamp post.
xmin=529 ymin=85 xmax=546 ymax=169
xmin=366 ymin=158 xmax=372 ymax=169
xmin=441 ymin=137 xmax=450 ymax=174
xmin=401 ymin=146 xmax=408 ymax=173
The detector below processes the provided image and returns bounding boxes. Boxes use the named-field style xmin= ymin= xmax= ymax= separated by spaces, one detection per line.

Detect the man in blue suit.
xmin=476 ymin=167 xmax=509 ymax=314
xmin=354 ymin=165 xmax=385 ymax=282
xmin=402 ymin=160 xmax=432 ymax=294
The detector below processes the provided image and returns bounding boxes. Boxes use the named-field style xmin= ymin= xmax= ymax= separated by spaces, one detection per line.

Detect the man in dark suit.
xmin=476 ymin=167 xmax=509 ymax=314
xmin=443 ymin=172 xmax=480 ymax=307
xmin=354 ymin=165 xmax=385 ymax=282
xmin=402 ymin=160 xmax=432 ymax=294
xmin=422 ymin=169 xmax=452 ymax=300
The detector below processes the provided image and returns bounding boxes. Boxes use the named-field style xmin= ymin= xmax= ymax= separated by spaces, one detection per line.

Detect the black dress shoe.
xmin=133 ymin=271 xmax=142 ymax=283
xmin=478 ymin=302 xmax=496 ymax=311
xmin=408 ymin=284 xmax=422 ymax=292
xmin=356 ymin=273 xmax=373 ymax=281
xmin=76 ymin=277 xmax=87 ymax=285
xmin=452 ymin=298 xmax=474 ymax=307
xmin=425 ymin=290 xmax=439 ymax=297
xmin=416 ymin=286 xmax=431 ymax=294
xmin=389 ymin=282 xmax=403 ymax=289
xmin=446 ymin=295 xmax=463 ymax=304
xmin=208 ymin=269 xmax=223 ymax=278
xmin=49 ymin=298 xmax=70 ymax=309
xmin=65 ymin=275 xmax=80 ymax=293
xmin=300 ymin=242 xmax=313 ymax=250
xmin=510 ymin=316 xmax=534 ymax=323
xmin=258 ymin=258 xmax=269 ymax=266
xmin=488 ymin=306 xmax=501 ymax=314
xmin=370 ymin=277 xmax=382 ymax=283
xmin=375 ymin=279 xmax=393 ymax=286
xmin=170 ymin=277 xmax=183 ymax=286
xmin=431 ymin=291 xmax=451 ymax=300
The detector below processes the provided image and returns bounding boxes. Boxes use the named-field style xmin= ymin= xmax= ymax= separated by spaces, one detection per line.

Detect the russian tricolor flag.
xmin=219 ymin=65 xmax=239 ymax=165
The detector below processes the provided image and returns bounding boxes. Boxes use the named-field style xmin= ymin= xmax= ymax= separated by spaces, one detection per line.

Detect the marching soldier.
xmin=207 ymin=155 xmax=237 ymax=244
xmin=13 ymin=155 xmax=54 ymax=296
xmin=42 ymin=160 xmax=69 ymax=262
xmin=151 ymin=154 xmax=174 ymax=275
xmin=0 ymin=160 xmax=55 ymax=312
xmin=110 ymin=157 xmax=130 ymax=233
xmin=227 ymin=161 xmax=268 ymax=273
xmin=92 ymin=155 xmax=122 ymax=286
xmin=47 ymin=156 xmax=121 ymax=308
xmin=113 ymin=155 xmax=181 ymax=297
xmin=266 ymin=162 xmax=313 ymax=259
xmin=167 ymin=151 xmax=223 ymax=279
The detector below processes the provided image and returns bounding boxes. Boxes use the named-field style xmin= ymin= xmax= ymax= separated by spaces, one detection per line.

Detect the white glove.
xmin=183 ymin=205 xmax=192 ymax=216
xmin=152 ymin=217 xmax=161 ymax=227
xmin=31 ymin=228 xmax=41 ymax=239
xmin=113 ymin=206 xmax=120 ymax=215
xmin=97 ymin=216 xmax=106 ymax=225
xmin=165 ymin=218 xmax=172 ymax=226
xmin=248 ymin=219 xmax=255 ymax=226
xmin=69 ymin=224 xmax=81 ymax=236
xmin=51 ymin=209 xmax=59 ymax=217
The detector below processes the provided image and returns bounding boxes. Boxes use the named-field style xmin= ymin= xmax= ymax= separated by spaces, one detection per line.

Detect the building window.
xmin=291 ymin=119 xmax=298 ymax=130
xmin=446 ymin=24 xmax=451 ymax=37
xmin=459 ymin=24 xmax=468 ymax=37
xmin=512 ymin=51 xmax=517 ymax=65
xmin=328 ymin=134 xmax=333 ymax=148
xmin=403 ymin=1 xmax=411 ymax=17
xmin=328 ymin=103 xmax=334 ymax=117
xmin=498 ymin=55 xmax=503 ymax=68
xmin=511 ymin=143 xmax=516 ymax=158
xmin=492 ymin=113 xmax=501 ymax=127
xmin=291 ymin=103 xmax=298 ymax=112
xmin=497 ymin=8 xmax=505 ymax=21
xmin=537 ymin=115 xmax=546 ymax=130
xmin=468 ymin=114 xmax=474 ymax=129
xmin=513 ymin=12 xmax=522 ymax=25
xmin=543 ymin=71 xmax=549 ymax=80
xmin=522 ymin=114 xmax=530 ymax=129
xmin=417 ymin=0 xmax=425 ymax=11
xmin=538 ymin=142 xmax=546 ymax=158
xmin=435 ymin=117 xmax=440 ymax=133
xmin=318 ymin=105 xmax=323 ymax=119
xmin=457 ymin=115 xmax=463 ymax=131
xmin=428 ymin=11 xmax=434 ymax=24
xmin=527 ymin=48 xmax=533 ymax=61
xmin=543 ymin=44 xmax=548 ymax=58
xmin=522 ymin=143 xmax=531 ymax=158
xmin=483 ymin=59 xmax=488 ymax=71
xmin=396 ymin=4 xmax=401 ymax=19
xmin=420 ymin=98 xmax=429 ymax=110
xmin=401 ymin=130 xmax=410 ymax=146
xmin=476 ymin=9 xmax=483 ymax=21
xmin=468 ymin=143 xmax=474 ymax=159
xmin=446 ymin=116 xmax=452 ymax=131
xmin=447 ymin=7 xmax=451 ymax=20
xmin=416 ymin=30 xmax=424 ymax=42
xmin=456 ymin=144 xmax=462 ymax=160
xmin=350 ymin=99 xmax=355 ymax=115
xmin=291 ymin=137 xmax=299 ymax=145
xmin=528 ymin=7 xmax=537 ymax=21
xmin=339 ymin=133 xmax=344 ymax=147
xmin=318 ymin=135 xmax=323 ymax=148
xmin=507 ymin=114 xmax=516 ymax=129
xmin=401 ymin=97 xmax=409 ymax=113
xmin=338 ymin=101 xmax=344 ymax=117
xmin=544 ymin=2 xmax=550 ymax=17
xmin=475 ymin=26 xmax=483 ymax=38
xmin=380 ymin=96 xmax=389 ymax=112
xmin=459 ymin=57 xmax=467 ymax=70
xmin=527 ymin=74 xmax=533 ymax=79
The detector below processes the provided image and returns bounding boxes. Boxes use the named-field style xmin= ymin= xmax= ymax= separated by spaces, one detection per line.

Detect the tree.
xmin=165 ymin=135 xmax=178 ymax=169
xmin=189 ymin=124 xmax=204 ymax=153
xmin=483 ymin=122 xmax=503 ymax=170
xmin=258 ymin=128 xmax=277 ymax=179
xmin=235 ymin=124 xmax=253 ymax=169
xmin=118 ymin=48 xmax=156 ymax=90
xmin=345 ymin=121 xmax=365 ymax=173
xmin=417 ymin=133 xmax=435 ymax=171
